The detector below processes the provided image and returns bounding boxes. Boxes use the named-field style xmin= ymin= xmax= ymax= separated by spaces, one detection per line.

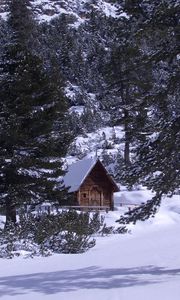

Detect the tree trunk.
xmin=5 ymin=199 xmax=17 ymax=228
xmin=124 ymin=109 xmax=131 ymax=166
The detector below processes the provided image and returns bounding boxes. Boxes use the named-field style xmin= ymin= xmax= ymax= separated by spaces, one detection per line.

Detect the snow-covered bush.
xmin=100 ymin=223 xmax=129 ymax=236
xmin=42 ymin=230 xmax=96 ymax=254
xmin=0 ymin=223 xmax=39 ymax=259
xmin=0 ymin=209 xmax=130 ymax=258
xmin=36 ymin=210 xmax=103 ymax=254
xmin=0 ymin=209 xmax=103 ymax=258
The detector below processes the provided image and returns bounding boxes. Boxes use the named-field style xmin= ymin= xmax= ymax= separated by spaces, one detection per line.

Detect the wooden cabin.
xmin=63 ymin=158 xmax=119 ymax=211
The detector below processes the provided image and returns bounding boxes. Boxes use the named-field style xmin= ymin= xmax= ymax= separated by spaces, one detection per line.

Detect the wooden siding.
xmin=77 ymin=160 xmax=116 ymax=210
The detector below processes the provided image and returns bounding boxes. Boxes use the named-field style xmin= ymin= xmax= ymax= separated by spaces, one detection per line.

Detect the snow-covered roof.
xmin=63 ymin=157 xmax=119 ymax=193
xmin=63 ymin=157 xmax=98 ymax=192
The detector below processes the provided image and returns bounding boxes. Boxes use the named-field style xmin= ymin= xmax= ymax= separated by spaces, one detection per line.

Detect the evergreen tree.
xmin=0 ymin=0 xmax=72 ymax=226
xmin=116 ymin=0 xmax=180 ymax=223
xmin=103 ymin=13 xmax=151 ymax=166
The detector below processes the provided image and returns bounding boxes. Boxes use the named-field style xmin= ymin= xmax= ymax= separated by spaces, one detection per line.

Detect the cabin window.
xmin=83 ymin=193 xmax=86 ymax=198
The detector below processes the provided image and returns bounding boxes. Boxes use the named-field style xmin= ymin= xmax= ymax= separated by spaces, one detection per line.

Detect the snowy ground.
xmin=0 ymin=194 xmax=180 ymax=300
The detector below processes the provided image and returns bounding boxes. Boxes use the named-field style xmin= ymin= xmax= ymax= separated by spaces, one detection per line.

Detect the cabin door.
xmin=90 ymin=186 xmax=102 ymax=206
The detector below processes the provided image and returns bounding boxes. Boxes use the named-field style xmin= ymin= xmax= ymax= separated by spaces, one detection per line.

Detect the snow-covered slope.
xmin=67 ymin=126 xmax=124 ymax=159
xmin=0 ymin=0 xmax=122 ymax=22
xmin=31 ymin=0 xmax=122 ymax=23
xmin=0 ymin=0 xmax=8 ymax=19
xmin=0 ymin=194 xmax=180 ymax=300
xmin=0 ymin=0 xmax=128 ymax=166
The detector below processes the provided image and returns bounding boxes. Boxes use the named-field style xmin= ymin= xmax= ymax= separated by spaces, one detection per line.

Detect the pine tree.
xmin=116 ymin=0 xmax=180 ymax=223
xmin=0 ymin=0 xmax=72 ymax=226
xmin=104 ymin=13 xmax=152 ymax=166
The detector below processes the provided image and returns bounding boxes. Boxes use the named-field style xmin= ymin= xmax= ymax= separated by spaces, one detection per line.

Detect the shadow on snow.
xmin=0 ymin=265 xmax=180 ymax=296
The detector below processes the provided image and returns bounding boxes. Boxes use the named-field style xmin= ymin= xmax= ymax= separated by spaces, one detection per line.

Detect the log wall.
xmin=77 ymin=161 xmax=115 ymax=210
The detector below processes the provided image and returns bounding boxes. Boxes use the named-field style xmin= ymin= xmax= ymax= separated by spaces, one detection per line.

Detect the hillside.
xmin=0 ymin=0 xmax=123 ymax=21
xmin=1 ymin=0 xmax=178 ymax=174
xmin=0 ymin=0 xmax=126 ymax=131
